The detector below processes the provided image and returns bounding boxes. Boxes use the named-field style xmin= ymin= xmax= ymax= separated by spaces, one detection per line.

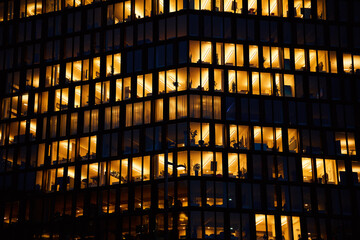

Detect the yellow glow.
xmin=202 ymin=0 xmax=210 ymax=9
xmin=202 ymin=129 xmax=210 ymax=140
xmin=228 ymin=156 xmax=237 ymax=167
xmin=202 ymin=155 xmax=213 ymax=167
xmin=254 ymin=129 xmax=261 ymax=138
xmin=295 ymin=54 xmax=303 ymax=63
xmin=271 ymin=54 xmax=279 ymax=63
xmin=225 ymin=49 xmax=234 ymax=63
xmin=249 ymin=0 xmax=256 ymax=9
xmin=201 ymin=77 xmax=209 ymax=87
xmin=270 ymin=2 xmax=277 ymax=13
xmin=202 ymin=47 xmax=211 ymax=61
xmin=249 ymin=50 xmax=257 ymax=62
xmin=256 ymin=218 xmax=264 ymax=225
xmin=224 ymin=0 xmax=232 ymax=11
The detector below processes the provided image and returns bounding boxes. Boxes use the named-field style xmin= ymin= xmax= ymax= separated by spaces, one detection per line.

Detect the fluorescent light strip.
xmin=255 ymin=219 xmax=264 ymax=225
xmin=270 ymin=2 xmax=277 ymax=13
xmin=202 ymin=76 xmax=209 ymax=88
xmin=254 ymin=129 xmax=261 ymax=138
xmin=249 ymin=50 xmax=257 ymax=62
xmin=224 ymin=0 xmax=232 ymax=11
xmin=228 ymin=157 xmax=237 ymax=167
xmin=202 ymin=0 xmax=210 ymax=9
xmin=203 ymin=156 xmax=213 ymax=167
xmin=225 ymin=49 xmax=234 ymax=63
xmin=137 ymin=78 xmax=152 ymax=93
xmin=271 ymin=54 xmax=279 ymax=63
xmin=202 ymin=47 xmax=211 ymax=61
xmin=249 ymin=0 xmax=256 ymax=9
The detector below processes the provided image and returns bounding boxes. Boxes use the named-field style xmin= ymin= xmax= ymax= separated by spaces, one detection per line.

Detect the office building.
xmin=0 ymin=0 xmax=360 ymax=239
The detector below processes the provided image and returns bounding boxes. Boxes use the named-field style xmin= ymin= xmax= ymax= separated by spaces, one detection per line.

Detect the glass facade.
xmin=0 ymin=0 xmax=360 ymax=239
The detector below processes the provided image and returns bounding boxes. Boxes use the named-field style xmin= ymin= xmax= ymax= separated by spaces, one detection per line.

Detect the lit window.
xmin=78 ymin=136 xmax=96 ymax=160
xmin=251 ymin=72 xmax=260 ymax=95
xmin=45 ymin=64 xmax=60 ymax=87
xmin=20 ymin=94 xmax=28 ymax=116
xmin=229 ymin=125 xmax=250 ymax=149
xmin=310 ymin=50 xmax=329 ymax=73
xmin=248 ymin=0 xmax=257 ymax=14
xmin=276 ymin=128 xmax=283 ymax=151
xmin=217 ymin=0 xmax=243 ymax=13
xmin=347 ymin=133 xmax=356 ymax=155
xmin=189 ymin=67 xmax=209 ymax=91
xmin=346 ymin=53 xmax=360 ymax=73
xmin=106 ymin=53 xmax=121 ymax=76
xmin=156 ymin=0 xmax=164 ymax=14
xmin=92 ymin=57 xmax=100 ymax=79
xmin=115 ymin=79 xmax=122 ymax=101
xmin=281 ymin=216 xmax=301 ymax=240
xmin=20 ymin=0 xmax=42 ymax=18
xmin=95 ymin=81 xmax=110 ymax=104
xmin=343 ymin=53 xmax=353 ymax=73
xmin=122 ymin=77 xmax=131 ymax=100
xmin=159 ymin=68 xmax=187 ymax=94
xmin=294 ymin=49 xmax=305 ymax=70
xmin=177 ymin=151 xmax=188 ymax=177
xmin=189 ymin=41 xmax=212 ymax=64
xmin=275 ymin=74 xmax=295 ymax=97
xmin=154 ymin=153 xmax=173 ymax=179
xmin=178 ymin=212 xmax=188 ymax=238
xmin=202 ymin=152 xmax=221 ymax=176
xmin=254 ymin=126 xmax=276 ymax=151
xmin=302 ymin=157 xmax=313 ymax=183
xmin=26 ymin=68 xmax=40 ymax=88
xmin=324 ymin=159 xmax=338 ymax=184
xmin=271 ymin=47 xmax=280 ymax=68
xmin=263 ymin=126 xmax=276 ymax=150
xmin=288 ymin=129 xmax=299 ymax=153
xmin=74 ymin=85 xmax=89 ymax=108
xmin=215 ymin=124 xmax=225 ymax=147
xmin=44 ymin=168 xmax=56 ymax=191
xmin=189 ymin=122 xmax=210 ymax=147
xmin=352 ymin=161 xmax=360 ymax=185
xmin=214 ymin=69 xmax=224 ymax=91
xmin=262 ymin=0 xmax=287 ymax=16
xmin=335 ymin=132 xmax=356 ymax=155
xmin=54 ymin=88 xmax=68 ymax=111
xmin=294 ymin=0 xmax=311 ymax=19
xmin=189 ymin=0 xmax=212 ymax=10
xmin=228 ymin=153 xmax=247 ymax=178
xmin=261 ymin=72 xmax=272 ymax=95
xmin=109 ymin=2 xmax=131 ymax=24
xmin=249 ymin=45 xmax=259 ymax=67
xmin=131 ymin=156 xmax=150 ymax=182
xmin=135 ymin=0 xmax=145 ymax=18
xmin=224 ymin=43 xmax=235 ymax=65
xmin=230 ymin=70 xmax=249 ymax=94
xmin=136 ymin=73 xmax=152 ymax=98
xmin=317 ymin=0 xmax=326 ymax=19
xmin=255 ymin=214 xmax=276 ymax=240
xmin=155 ymin=99 xmax=163 ymax=122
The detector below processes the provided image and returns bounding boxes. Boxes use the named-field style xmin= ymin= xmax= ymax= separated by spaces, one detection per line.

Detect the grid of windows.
xmin=1 ymin=0 xmax=360 ymax=239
